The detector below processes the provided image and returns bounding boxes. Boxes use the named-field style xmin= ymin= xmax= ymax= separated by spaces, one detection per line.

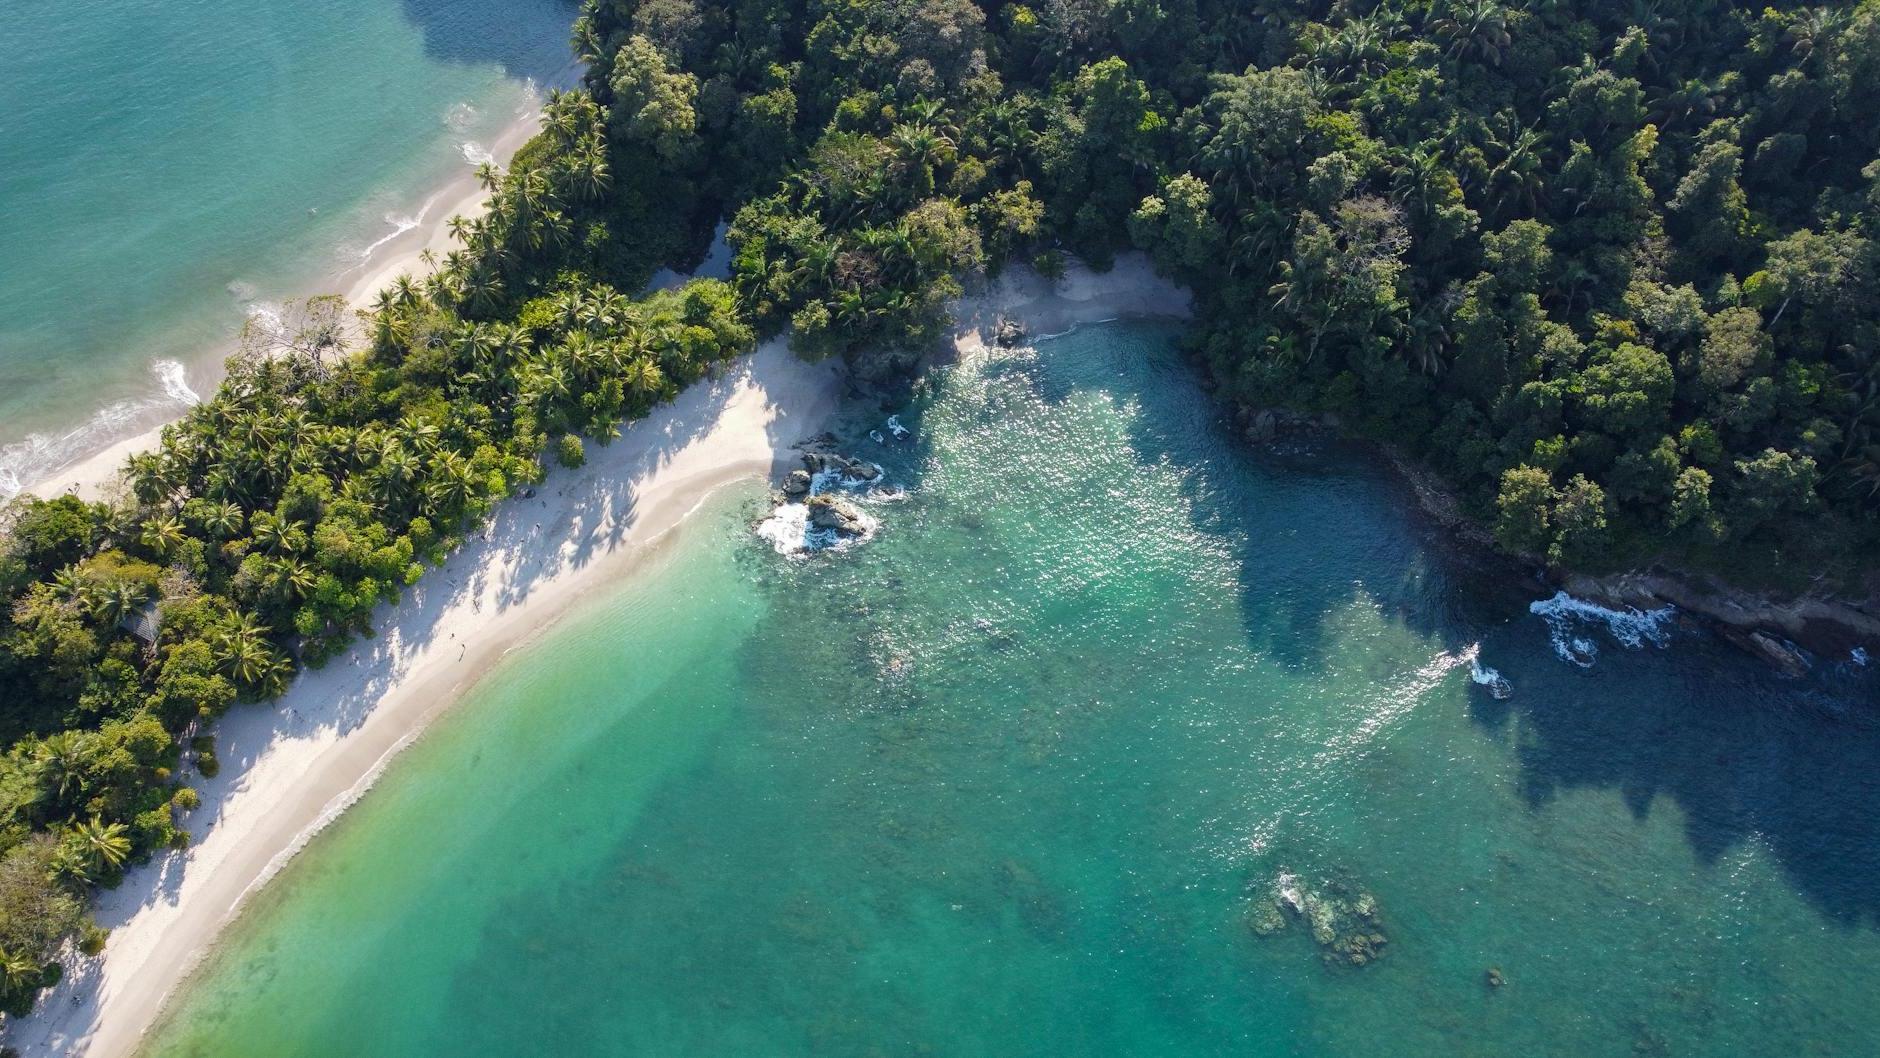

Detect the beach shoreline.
xmin=14 ymin=70 xmax=568 ymax=507
xmin=5 ymin=340 xmax=844 ymax=1058
xmin=1 ymin=256 xmax=1186 ymax=1058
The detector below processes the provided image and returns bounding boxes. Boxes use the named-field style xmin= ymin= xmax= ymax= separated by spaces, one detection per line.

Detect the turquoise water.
xmin=0 ymin=0 xmax=576 ymax=495
xmin=141 ymin=323 xmax=1880 ymax=1056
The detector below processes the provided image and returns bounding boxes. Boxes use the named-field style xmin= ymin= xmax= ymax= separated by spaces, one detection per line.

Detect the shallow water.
xmin=0 ymin=0 xmax=576 ymax=496
xmin=141 ymin=323 xmax=1880 ymax=1057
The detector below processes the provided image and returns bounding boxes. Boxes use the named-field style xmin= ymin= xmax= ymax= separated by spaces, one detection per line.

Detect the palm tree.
xmin=139 ymin=515 xmax=186 ymax=559
xmin=1483 ymin=114 xmax=1546 ymax=221
xmin=64 ymin=817 xmax=132 ymax=880
xmin=0 ymin=949 xmax=41 ymax=996
xmin=1648 ymin=78 xmax=1721 ymax=132
xmin=1785 ymin=7 xmax=1846 ymax=60
xmin=398 ymin=414 xmax=442 ymax=454
xmin=579 ymin=291 xmax=635 ymax=334
xmin=889 ymin=123 xmax=956 ymax=198
xmin=277 ymin=560 xmax=317 ymax=601
xmin=424 ymin=451 xmax=477 ymax=516
xmin=47 ymin=567 xmax=86 ymax=606
xmin=623 ymin=358 xmax=667 ymax=404
xmin=573 ymin=135 xmax=612 ymax=202
xmin=474 ymin=161 xmax=501 ymax=195
xmin=460 ymin=266 xmax=506 ymax=315
xmin=127 ymin=451 xmax=180 ymax=507
xmin=204 ymin=500 xmax=245 ymax=540
xmin=390 ymin=274 xmax=423 ymax=310
xmin=33 ymin=731 xmax=93 ymax=806
xmin=92 ymin=579 xmax=151 ymax=629
xmin=972 ymin=101 xmax=1036 ymax=178
xmin=1431 ymin=0 xmax=1512 ymax=66
xmin=260 ymin=654 xmax=296 ymax=699
xmin=543 ymin=88 xmax=579 ymax=146
xmin=250 ymin=513 xmax=306 ymax=556
xmin=374 ymin=444 xmax=419 ymax=509
xmin=214 ymin=615 xmax=273 ymax=686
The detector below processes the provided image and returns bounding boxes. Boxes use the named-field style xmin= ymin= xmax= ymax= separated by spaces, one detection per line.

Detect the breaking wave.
xmin=154 ymin=360 xmax=201 ymax=405
xmin=459 ymin=141 xmax=495 ymax=167
xmin=0 ymin=359 xmax=207 ymax=501
xmin=755 ymin=466 xmax=890 ymax=557
xmin=1529 ymin=590 xmax=1675 ymax=667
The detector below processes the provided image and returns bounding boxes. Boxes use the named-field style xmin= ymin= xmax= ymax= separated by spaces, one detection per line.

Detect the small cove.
xmin=139 ymin=320 xmax=1880 ymax=1057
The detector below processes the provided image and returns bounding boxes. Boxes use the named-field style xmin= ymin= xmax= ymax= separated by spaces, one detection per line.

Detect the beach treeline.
xmin=5 ymin=0 xmax=1880 ymax=1021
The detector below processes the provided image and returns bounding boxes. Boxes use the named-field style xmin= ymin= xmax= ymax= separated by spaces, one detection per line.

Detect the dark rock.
xmin=1746 ymin=630 xmax=1812 ymax=679
xmin=994 ymin=318 xmax=1027 ymax=347
xmin=781 ymin=469 xmax=812 ymax=498
xmin=1561 ymin=570 xmax=1880 ymax=668
xmin=1246 ymin=410 xmax=1278 ymax=444
xmin=807 ymin=495 xmax=866 ymax=535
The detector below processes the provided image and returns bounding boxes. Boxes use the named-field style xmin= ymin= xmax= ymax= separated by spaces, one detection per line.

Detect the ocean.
xmin=0 ymin=0 xmax=577 ymax=498
xmin=138 ymin=322 xmax=1880 ymax=1057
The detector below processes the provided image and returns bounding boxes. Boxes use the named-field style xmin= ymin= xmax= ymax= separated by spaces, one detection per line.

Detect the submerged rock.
xmin=1486 ymin=966 xmax=1505 ymax=988
xmin=1253 ymin=870 xmax=1390 ymax=968
xmin=1351 ymin=891 xmax=1379 ymax=922
xmin=1248 ymin=901 xmax=1288 ymax=937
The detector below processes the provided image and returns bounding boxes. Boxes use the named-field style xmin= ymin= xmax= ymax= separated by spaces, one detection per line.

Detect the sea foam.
xmin=444 ymin=101 xmax=479 ymax=131
xmin=1529 ymin=590 xmax=1675 ymax=667
xmin=0 ymin=358 xmax=204 ymax=501
xmin=755 ymin=466 xmax=888 ymax=556
xmin=154 ymin=360 xmax=202 ymax=405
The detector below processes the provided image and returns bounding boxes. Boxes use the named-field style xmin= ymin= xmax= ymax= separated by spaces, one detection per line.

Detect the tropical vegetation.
xmin=5 ymin=0 xmax=1880 ymax=1021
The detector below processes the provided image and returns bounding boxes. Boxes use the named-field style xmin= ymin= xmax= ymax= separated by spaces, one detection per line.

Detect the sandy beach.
xmin=16 ymin=82 xmax=558 ymax=507
xmin=2 ymin=256 xmax=1187 ymax=1057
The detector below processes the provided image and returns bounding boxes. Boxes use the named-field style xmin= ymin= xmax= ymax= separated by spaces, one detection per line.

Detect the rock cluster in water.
xmin=1239 ymin=406 xmax=1340 ymax=444
xmin=1248 ymin=870 xmax=1389 ymax=967
xmin=792 ymin=443 xmax=882 ymax=543
xmin=757 ymin=435 xmax=895 ymax=554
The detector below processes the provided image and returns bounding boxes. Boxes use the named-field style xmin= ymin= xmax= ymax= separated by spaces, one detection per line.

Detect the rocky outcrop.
xmin=1353 ymin=430 xmax=1877 ymax=674
xmin=1376 ymin=444 xmax=1502 ymax=554
xmin=1249 ymin=871 xmax=1389 ymax=968
xmin=806 ymin=494 xmax=868 ymax=536
xmin=1560 ymin=570 xmax=1880 ymax=675
xmin=800 ymin=449 xmax=882 ymax=484
xmin=1237 ymin=405 xmax=1340 ymax=446
xmin=994 ymin=318 xmax=1028 ymax=347
xmin=780 ymin=469 xmax=812 ymax=498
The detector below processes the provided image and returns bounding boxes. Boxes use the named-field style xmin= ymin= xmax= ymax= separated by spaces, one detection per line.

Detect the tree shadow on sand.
xmin=14 ymin=347 xmax=831 ymax=1054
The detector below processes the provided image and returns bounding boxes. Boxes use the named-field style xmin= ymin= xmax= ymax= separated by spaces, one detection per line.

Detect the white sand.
xmin=5 ymin=341 xmax=844 ymax=1057
xmin=18 ymin=89 xmax=554 ymax=507
xmin=2 ymin=254 xmax=1188 ymax=1057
